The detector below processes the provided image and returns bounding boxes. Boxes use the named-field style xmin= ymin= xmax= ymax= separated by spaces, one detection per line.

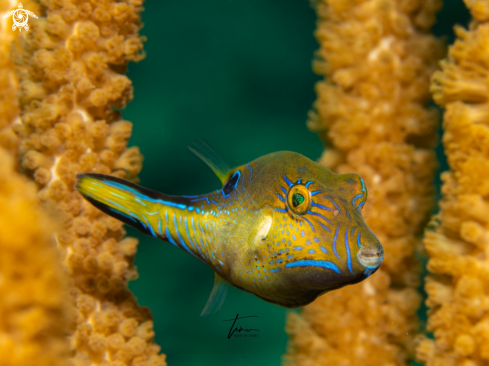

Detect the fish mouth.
xmin=357 ymin=246 xmax=384 ymax=269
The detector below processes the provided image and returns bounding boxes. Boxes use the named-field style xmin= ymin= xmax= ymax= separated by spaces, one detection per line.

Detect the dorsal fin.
xmin=189 ymin=140 xmax=230 ymax=184
xmin=189 ymin=140 xmax=259 ymax=209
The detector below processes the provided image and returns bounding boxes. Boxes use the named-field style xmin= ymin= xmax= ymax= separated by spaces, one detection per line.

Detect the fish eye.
xmin=287 ymin=184 xmax=310 ymax=215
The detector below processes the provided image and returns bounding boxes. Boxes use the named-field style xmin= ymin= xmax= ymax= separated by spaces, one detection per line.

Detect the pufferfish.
xmin=76 ymin=142 xmax=384 ymax=315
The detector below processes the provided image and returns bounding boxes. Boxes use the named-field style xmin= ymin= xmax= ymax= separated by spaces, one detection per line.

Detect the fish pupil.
xmin=292 ymin=193 xmax=304 ymax=207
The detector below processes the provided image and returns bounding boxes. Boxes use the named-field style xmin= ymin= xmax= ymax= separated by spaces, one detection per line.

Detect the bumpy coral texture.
xmin=0 ymin=0 xmax=39 ymax=154
xmin=284 ymin=0 xmax=443 ymax=365
xmin=0 ymin=147 xmax=71 ymax=366
xmin=416 ymin=2 xmax=489 ymax=365
xmin=13 ymin=0 xmax=166 ymax=365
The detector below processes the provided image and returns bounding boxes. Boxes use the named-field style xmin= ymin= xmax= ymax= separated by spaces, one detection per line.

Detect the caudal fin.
xmin=76 ymin=173 xmax=164 ymax=237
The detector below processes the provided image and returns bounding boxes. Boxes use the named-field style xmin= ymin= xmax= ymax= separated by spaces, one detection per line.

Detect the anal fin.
xmin=200 ymin=273 xmax=228 ymax=317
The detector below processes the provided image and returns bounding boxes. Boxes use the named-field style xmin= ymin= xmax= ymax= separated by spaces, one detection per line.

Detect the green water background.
xmin=123 ymin=1 xmax=470 ymax=365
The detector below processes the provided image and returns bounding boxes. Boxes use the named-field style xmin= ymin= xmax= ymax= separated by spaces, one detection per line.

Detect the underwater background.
xmin=122 ymin=0 xmax=470 ymax=365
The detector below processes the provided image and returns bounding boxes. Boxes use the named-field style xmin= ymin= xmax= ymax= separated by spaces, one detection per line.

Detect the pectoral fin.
xmin=200 ymin=273 xmax=228 ymax=317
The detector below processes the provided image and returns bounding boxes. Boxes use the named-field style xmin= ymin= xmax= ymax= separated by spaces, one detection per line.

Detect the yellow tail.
xmin=76 ymin=173 xmax=166 ymax=237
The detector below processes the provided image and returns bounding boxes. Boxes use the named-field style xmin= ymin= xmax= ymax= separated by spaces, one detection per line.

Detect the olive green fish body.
xmin=77 ymin=150 xmax=383 ymax=313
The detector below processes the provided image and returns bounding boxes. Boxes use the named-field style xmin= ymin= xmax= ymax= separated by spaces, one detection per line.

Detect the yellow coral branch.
xmin=0 ymin=146 xmax=70 ymax=366
xmin=0 ymin=0 xmax=39 ymax=155
xmin=416 ymin=1 xmax=489 ymax=364
xmin=9 ymin=0 xmax=166 ymax=365
xmin=285 ymin=0 xmax=443 ymax=365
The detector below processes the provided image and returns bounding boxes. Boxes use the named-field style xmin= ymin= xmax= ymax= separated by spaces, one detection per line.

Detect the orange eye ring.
xmin=287 ymin=184 xmax=311 ymax=215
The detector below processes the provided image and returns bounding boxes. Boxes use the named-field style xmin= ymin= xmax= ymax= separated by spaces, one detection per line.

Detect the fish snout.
xmin=357 ymin=245 xmax=384 ymax=269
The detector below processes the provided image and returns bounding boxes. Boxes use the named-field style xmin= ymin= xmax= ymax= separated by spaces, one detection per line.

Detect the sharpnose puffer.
xmin=76 ymin=143 xmax=384 ymax=315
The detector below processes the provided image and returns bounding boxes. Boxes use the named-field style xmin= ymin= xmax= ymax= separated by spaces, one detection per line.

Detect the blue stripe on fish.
xmin=191 ymin=197 xmax=210 ymax=204
xmin=174 ymin=214 xmax=196 ymax=258
xmin=109 ymin=191 xmax=126 ymax=199
xmin=191 ymin=217 xmax=205 ymax=258
xmin=104 ymin=180 xmax=187 ymax=210
xmin=276 ymin=193 xmax=286 ymax=202
xmin=283 ymin=175 xmax=293 ymax=187
xmin=308 ymin=211 xmax=332 ymax=225
xmin=333 ymin=225 xmax=340 ymax=259
xmin=324 ymin=196 xmax=342 ymax=214
xmin=105 ymin=198 xmax=130 ymax=212
xmin=247 ymin=163 xmax=253 ymax=183
xmin=317 ymin=221 xmax=331 ymax=232
xmin=285 ymin=260 xmax=340 ymax=274
xmin=165 ymin=227 xmax=178 ymax=247
xmin=184 ymin=217 xmax=196 ymax=250
xmin=135 ymin=198 xmax=147 ymax=207
xmin=143 ymin=215 xmax=156 ymax=237
xmin=199 ymin=236 xmax=208 ymax=262
xmin=107 ymin=207 xmax=137 ymax=224
xmin=301 ymin=216 xmax=316 ymax=233
xmin=358 ymin=201 xmax=365 ymax=212
xmin=345 ymin=226 xmax=353 ymax=273
xmin=360 ymin=178 xmax=366 ymax=192
xmin=311 ymin=202 xmax=332 ymax=211
xmin=352 ymin=194 xmax=363 ymax=208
